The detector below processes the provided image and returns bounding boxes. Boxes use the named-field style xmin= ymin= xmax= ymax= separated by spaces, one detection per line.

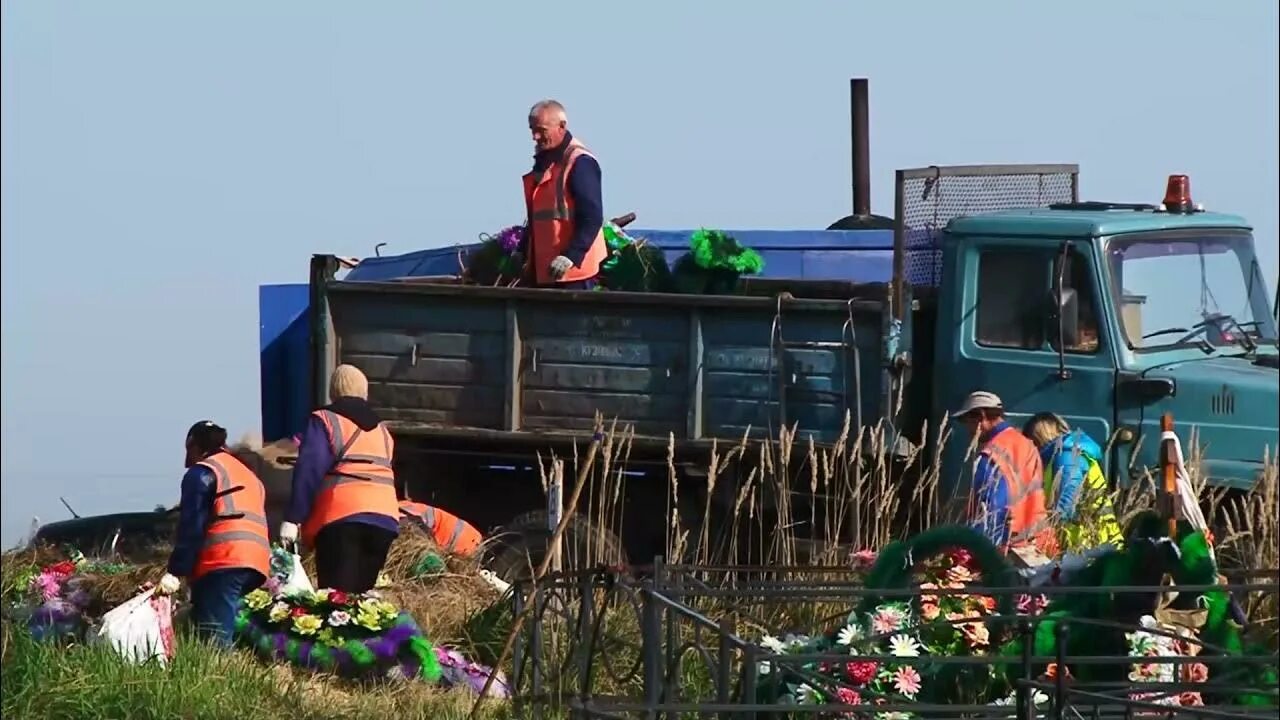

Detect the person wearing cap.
xmin=280 ymin=365 xmax=400 ymax=592
xmin=951 ymin=391 xmax=1057 ymax=556
xmin=158 ymin=421 xmax=271 ymax=646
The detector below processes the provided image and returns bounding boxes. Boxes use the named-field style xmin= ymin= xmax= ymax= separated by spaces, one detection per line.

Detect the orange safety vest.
xmin=976 ymin=428 xmax=1059 ymax=556
xmin=301 ymin=409 xmax=400 ymax=546
xmin=192 ymin=451 xmax=271 ymax=581
xmin=522 ymin=137 xmax=608 ymax=285
xmin=398 ymin=500 xmax=483 ymax=558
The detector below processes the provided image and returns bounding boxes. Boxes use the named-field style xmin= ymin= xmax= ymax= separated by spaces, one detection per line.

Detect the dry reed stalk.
xmin=469 ymin=423 xmax=604 ymax=717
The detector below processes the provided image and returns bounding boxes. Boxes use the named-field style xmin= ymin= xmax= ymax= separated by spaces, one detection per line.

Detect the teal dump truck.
xmin=258 ymin=163 xmax=1277 ymax=575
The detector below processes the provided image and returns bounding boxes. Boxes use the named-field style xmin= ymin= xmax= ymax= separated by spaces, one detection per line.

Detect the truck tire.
xmin=484 ymin=510 xmax=628 ymax=584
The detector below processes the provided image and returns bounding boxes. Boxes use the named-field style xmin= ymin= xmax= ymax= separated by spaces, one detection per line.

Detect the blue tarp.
xmin=345 ymin=228 xmax=899 ymax=285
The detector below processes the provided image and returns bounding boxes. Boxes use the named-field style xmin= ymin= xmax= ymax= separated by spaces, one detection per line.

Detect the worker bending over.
xmin=1023 ymin=412 xmax=1123 ymax=552
xmin=518 ymin=99 xmax=607 ymax=290
xmin=281 ymin=365 xmax=399 ymax=592
xmin=953 ymin=391 xmax=1058 ymax=557
xmin=160 ymin=421 xmax=270 ymax=646
xmin=398 ymin=499 xmax=484 ymax=558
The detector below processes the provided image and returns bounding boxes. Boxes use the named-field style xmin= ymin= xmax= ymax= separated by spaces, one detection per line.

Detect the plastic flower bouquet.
xmin=236 ymin=567 xmax=441 ymax=682
xmin=1125 ymin=615 xmax=1207 ymax=708
xmin=13 ymin=550 xmax=131 ymax=642
xmin=464 ymin=224 xmax=526 ymax=286
xmin=754 ymin=547 xmax=1029 ymax=713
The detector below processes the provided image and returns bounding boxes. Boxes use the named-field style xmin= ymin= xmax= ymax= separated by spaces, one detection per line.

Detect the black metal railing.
xmin=508 ymin=561 xmax=1279 ymax=719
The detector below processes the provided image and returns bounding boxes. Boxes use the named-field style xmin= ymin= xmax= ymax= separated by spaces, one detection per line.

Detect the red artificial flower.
xmin=1179 ymin=691 xmax=1204 ymax=706
xmin=290 ymin=605 xmax=310 ymax=617
xmin=846 ymin=661 xmax=878 ymax=686
xmin=948 ymin=548 xmax=974 ymax=569
xmin=328 ymin=590 xmax=351 ymax=606
xmin=48 ymin=561 xmax=77 ymax=577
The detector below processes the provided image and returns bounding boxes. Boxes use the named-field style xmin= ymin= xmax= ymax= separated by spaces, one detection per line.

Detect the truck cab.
xmin=934 ymin=176 xmax=1279 ymax=496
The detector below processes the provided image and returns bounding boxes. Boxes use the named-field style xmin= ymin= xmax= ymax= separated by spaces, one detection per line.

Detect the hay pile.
xmin=3 ymin=520 xmax=504 ymax=652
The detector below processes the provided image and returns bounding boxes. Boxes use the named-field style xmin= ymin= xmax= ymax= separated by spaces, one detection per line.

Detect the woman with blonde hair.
xmin=279 ymin=365 xmax=400 ymax=592
xmin=1022 ymin=412 xmax=1123 ymax=551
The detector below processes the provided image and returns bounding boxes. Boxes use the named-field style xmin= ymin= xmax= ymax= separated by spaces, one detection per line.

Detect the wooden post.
xmin=1159 ymin=413 xmax=1179 ymax=537
xmin=547 ymin=459 xmax=564 ymax=573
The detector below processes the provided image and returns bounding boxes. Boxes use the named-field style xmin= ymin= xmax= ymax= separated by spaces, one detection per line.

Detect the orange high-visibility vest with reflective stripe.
xmin=522 ymin=138 xmax=607 ymax=285
xmin=979 ymin=428 xmax=1059 ymax=557
xmin=398 ymin=500 xmax=483 ymax=558
xmin=192 ymin=451 xmax=271 ymax=581
xmin=301 ymin=409 xmax=400 ymax=546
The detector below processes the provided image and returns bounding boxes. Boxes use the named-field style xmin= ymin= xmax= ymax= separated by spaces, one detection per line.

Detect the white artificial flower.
xmin=760 ymin=635 xmax=786 ymax=654
xmin=795 ymin=683 xmax=821 ymax=705
xmin=837 ymin=623 xmax=863 ymax=647
xmin=889 ymin=634 xmax=922 ymax=658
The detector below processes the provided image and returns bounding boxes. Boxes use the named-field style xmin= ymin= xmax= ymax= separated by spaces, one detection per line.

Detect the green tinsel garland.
xmin=670 ymin=228 xmax=764 ymax=295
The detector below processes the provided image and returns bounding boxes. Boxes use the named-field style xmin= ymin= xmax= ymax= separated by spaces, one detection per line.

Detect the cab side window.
xmin=975 ymin=251 xmax=1046 ymax=349
xmin=975 ymin=248 xmax=1101 ymax=354
xmin=1058 ymin=252 xmax=1101 ymax=355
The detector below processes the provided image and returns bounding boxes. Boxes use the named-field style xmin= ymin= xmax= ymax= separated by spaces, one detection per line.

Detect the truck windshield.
xmin=1106 ymin=231 xmax=1277 ymax=352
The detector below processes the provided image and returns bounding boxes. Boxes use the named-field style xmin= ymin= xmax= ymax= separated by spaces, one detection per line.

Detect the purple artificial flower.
xmin=495 ymin=225 xmax=525 ymax=254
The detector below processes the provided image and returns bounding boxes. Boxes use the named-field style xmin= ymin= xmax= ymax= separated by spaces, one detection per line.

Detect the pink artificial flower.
xmin=893 ymin=666 xmax=922 ymax=697
xmin=920 ymin=602 xmax=941 ymax=621
xmin=849 ymin=549 xmax=878 ymax=570
xmin=918 ymin=582 xmax=938 ymax=605
xmin=32 ymin=572 xmax=62 ymax=602
xmin=961 ymin=622 xmax=990 ymax=648
xmin=1016 ymin=593 xmax=1049 ymax=615
xmin=1183 ymin=662 xmax=1209 ymax=684
xmin=946 ymin=565 xmax=975 ymax=586
xmin=1179 ymin=691 xmax=1204 ymax=706
xmin=872 ymin=608 xmax=904 ymax=635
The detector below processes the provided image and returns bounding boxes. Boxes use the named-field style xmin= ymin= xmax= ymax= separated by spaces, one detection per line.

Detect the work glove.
xmin=548 ymin=255 xmax=574 ymax=281
xmin=157 ymin=573 xmax=181 ymax=595
xmin=279 ymin=522 xmax=300 ymax=546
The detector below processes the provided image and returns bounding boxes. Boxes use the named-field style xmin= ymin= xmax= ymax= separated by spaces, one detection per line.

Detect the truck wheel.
xmin=484 ymin=510 xmax=628 ymax=584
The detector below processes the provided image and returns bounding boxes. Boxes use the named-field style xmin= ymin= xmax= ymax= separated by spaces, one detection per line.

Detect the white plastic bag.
xmin=279 ymin=552 xmax=314 ymax=596
xmin=92 ymin=588 xmax=175 ymax=665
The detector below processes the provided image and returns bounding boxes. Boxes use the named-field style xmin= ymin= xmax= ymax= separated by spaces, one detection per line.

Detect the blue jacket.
xmin=1039 ymin=430 xmax=1103 ymax=521
xmin=971 ymin=422 xmax=1015 ymax=547
xmin=167 ymin=464 xmax=216 ymax=577
xmin=285 ymin=397 xmax=400 ymax=536
xmin=522 ymin=131 xmax=604 ymax=267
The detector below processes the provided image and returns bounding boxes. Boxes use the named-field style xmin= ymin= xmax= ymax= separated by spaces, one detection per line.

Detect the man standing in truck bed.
xmin=519 ymin=99 xmax=607 ymax=289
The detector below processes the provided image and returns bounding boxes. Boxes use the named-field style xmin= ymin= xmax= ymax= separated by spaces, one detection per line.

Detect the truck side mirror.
xmin=1048 ymin=287 xmax=1080 ymax=349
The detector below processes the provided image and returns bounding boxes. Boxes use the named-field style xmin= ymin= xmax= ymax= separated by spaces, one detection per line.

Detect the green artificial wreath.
xmin=671 ymin=228 xmax=764 ymax=295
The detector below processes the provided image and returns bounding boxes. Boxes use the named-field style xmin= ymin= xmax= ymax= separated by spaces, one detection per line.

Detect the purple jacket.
xmin=285 ymin=396 xmax=400 ymax=537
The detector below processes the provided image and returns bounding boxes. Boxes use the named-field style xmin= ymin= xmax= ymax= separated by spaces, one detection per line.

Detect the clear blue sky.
xmin=3 ymin=2 xmax=1277 ymax=546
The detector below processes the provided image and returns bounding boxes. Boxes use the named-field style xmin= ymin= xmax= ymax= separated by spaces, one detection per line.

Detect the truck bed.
xmin=315 ymin=279 xmax=897 ymax=449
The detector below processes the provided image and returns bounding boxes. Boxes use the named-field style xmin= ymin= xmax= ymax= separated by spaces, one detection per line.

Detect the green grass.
xmin=0 ymin=623 xmax=511 ymax=720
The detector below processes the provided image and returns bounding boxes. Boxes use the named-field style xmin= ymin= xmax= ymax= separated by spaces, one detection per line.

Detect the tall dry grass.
xmin=534 ymin=413 xmax=1276 ymax=578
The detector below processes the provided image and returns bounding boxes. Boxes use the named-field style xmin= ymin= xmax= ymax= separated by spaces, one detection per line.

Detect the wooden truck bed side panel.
xmin=323 ymin=283 xmax=887 ymax=446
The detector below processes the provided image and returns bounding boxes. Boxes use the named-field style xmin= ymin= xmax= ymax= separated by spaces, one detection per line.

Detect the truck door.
xmin=938 ymin=240 xmax=1117 ymax=502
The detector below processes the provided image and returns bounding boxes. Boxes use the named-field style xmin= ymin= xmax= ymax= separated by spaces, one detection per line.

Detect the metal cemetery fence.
xmin=506 ymin=560 xmax=1279 ymax=719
